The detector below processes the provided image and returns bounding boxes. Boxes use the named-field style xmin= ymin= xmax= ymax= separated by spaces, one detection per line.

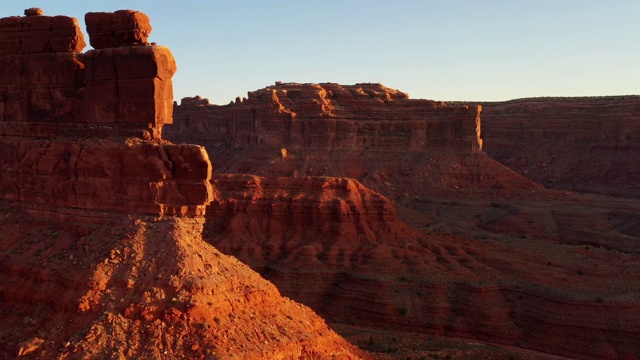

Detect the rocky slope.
xmin=202 ymin=172 xmax=640 ymax=360
xmin=0 ymin=211 xmax=363 ymax=359
xmin=0 ymin=9 xmax=364 ymax=359
xmin=453 ymin=96 xmax=640 ymax=197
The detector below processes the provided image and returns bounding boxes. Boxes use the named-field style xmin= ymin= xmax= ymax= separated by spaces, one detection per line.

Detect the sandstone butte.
xmin=166 ymin=83 xmax=640 ymax=359
xmin=0 ymin=9 xmax=364 ymax=359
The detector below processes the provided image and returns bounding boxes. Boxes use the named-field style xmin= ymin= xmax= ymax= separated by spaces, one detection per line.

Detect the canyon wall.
xmin=166 ymin=82 xmax=482 ymax=153
xmin=0 ymin=9 xmax=212 ymax=225
xmin=458 ymin=96 xmax=640 ymax=196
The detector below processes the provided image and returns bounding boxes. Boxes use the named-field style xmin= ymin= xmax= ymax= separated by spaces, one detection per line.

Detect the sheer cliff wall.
xmin=452 ymin=96 xmax=640 ymax=196
xmin=0 ymin=10 xmax=213 ymax=226
xmin=166 ymin=82 xmax=482 ymax=153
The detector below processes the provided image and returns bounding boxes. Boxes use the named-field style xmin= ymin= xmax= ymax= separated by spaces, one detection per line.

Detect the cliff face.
xmin=168 ymin=83 xmax=540 ymax=202
xmin=166 ymin=82 xmax=482 ymax=153
xmin=467 ymin=96 xmax=640 ymax=196
xmin=0 ymin=9 xmax=363 ymax=359
xmin=0 ymin=10 xmax=210 ymax=224
xmin=166 ymin=83 xmax=640 ymax=359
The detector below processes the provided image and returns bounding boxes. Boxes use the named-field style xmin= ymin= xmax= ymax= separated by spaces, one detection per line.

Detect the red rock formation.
xmin=207 ymin=174 xmax=419 ymax=267
xmin=166 ymin=83 xmax=640 ymax=359
xmin=458 ymin=96 xmax=640 ymax=197
xmin=167 ymin=83 xmax=541 ymax=203
xmin=0 ymin=10 xmax=364 ymax=359
xmin=85 ymin=10 xmax=152 ymax=49
xmin=203 ymin=178 xmax=640 ymax=359
xmin=0 ymin=11 xmax=85 ymax=55
xmin=166 ymin=82 xmax=482 ymax=153
xmin=0 ymin=9 xmax=198 ymax=223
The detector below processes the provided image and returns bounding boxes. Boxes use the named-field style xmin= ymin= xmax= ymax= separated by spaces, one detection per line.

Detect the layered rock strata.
xmin=456 ymin=96 xmax=640 ymax=196
xmin=85 ymin=10 xmax=152 ymax=49
xmin=166 ymin=82 xmax=482 ymax=153
xmin=207 ymin=174 xmax=419 ymax=269
xmin=204 ymin=178 xmax=640 ymax=359
xmin=0 ymin=10 xmax=204 ymax=224
xmin=0 ymin=10 xmax=364 ymax=359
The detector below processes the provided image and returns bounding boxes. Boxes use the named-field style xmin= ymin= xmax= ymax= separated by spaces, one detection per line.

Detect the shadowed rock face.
xmin=0 ymin=10 xmax=364 ymax=359
xmin=455 ymin=96 xmax=640 ymax=197
xmin=166 ymin=82 xmax=483 ymax=153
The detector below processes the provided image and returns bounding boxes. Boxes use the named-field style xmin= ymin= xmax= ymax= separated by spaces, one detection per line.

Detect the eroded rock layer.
xmin=0 ymin=9 xmax=364 ymax=359
xmin=166 ymin=82 xmax=482 ymax=153
xmin=203 ymin=177 xmax=640 ymax=360
xmin=171 ymin=83 xmax=640 ymax=359
xmin=0 ymin=10 xmax=202 ymax=223
xmin=207 ymin=174 xmax=419 ymax=269
xmin=461 ymin=96 xmax=640 ymax=196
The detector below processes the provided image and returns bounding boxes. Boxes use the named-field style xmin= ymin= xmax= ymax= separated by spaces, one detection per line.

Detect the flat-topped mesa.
xmin=0 ymin=9 xmax=212 ymax=223
xmin=166 ymin=82 xmax=483 ymax=153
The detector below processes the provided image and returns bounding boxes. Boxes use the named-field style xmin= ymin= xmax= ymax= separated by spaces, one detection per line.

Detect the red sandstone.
xmin=454 ymin=96 xmax=640 ymax=197
xmin=0 ymin=9 xmax=365 ymax=359
xmin=167 ymin=82 xmax=640 ymax=359
xmin=166 ymin=82 xmax=482 ymax=153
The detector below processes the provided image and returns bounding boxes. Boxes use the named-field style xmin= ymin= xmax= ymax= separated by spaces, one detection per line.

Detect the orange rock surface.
xmin=85 ymin=10 xmax=152 ymax=49
xmin=0 ymin=211 xmax=363 ymax=359
xmin=201 ymin=171 xmax=640 ymax=359
xmin=166 ymin=82 xmax=482 ymax=153
xmin=167 ymin=83 xmax=640 ymax=359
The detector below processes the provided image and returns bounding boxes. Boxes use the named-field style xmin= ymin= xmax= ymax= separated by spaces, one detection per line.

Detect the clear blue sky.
xmin=2 ymin=1 xmax=639 ymax=103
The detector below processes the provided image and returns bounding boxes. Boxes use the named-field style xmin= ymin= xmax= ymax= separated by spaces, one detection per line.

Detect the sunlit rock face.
xmin=167 ymin=82 xmax=483 ymax=153
xmin=0 ymin=9 xmax=212 ymax=223
xmin=0 ymin=9 xmax=365 ymax=360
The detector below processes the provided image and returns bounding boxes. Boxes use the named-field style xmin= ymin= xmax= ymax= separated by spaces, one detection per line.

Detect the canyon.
xmin=167 ymin=83 xmax=640 ymax=359
xmin=1 ymin=6 xmax=639 ymax=360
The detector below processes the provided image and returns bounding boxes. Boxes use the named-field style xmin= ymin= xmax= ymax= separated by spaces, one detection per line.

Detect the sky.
xmin=2 ymin=1 xmax=639 ymax=104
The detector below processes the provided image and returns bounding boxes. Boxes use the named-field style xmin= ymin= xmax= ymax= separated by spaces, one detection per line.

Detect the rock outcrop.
xmin=0 ymin=9 xmax=207 ymax=224
xmin=206 ymin=174 xmax=419 ymax=268
xmin=166 ymin=82 xmax=482 ymax=153
xmin=167 ymin=83 xmax=540 ymax=202
xmin=0 ymin=10 xmax=364 ymax=359
xmin=456 ymin=96 xmax=640 ymax=196
xmin=85 ymin=10 xmax=152 ymax=49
